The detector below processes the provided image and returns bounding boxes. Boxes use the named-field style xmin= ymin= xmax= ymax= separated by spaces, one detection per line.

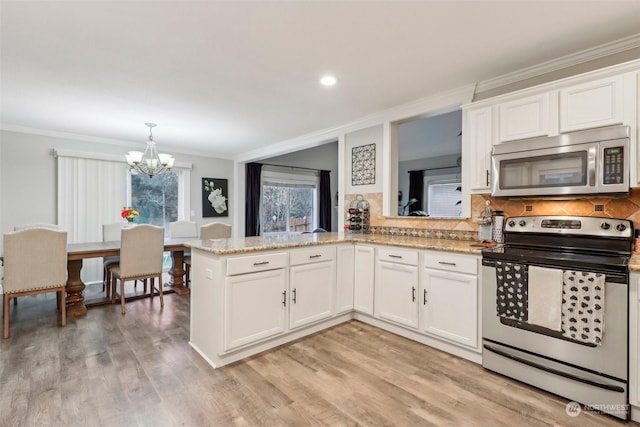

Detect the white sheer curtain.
xmin=57 ymin=151 xmax=128 ymax=284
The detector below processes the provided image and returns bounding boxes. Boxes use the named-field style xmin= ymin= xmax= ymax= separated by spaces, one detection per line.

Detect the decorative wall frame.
xmin=351 ymin=143 xmax=376 ymax=185
xmin=202 ymin=178 xmax=228 ymax=217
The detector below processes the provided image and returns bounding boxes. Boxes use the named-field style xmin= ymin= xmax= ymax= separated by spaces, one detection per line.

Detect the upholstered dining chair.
xmin=200 ymin=222 xmax=232 ymax=240
xmin=108 ymin=225 xmax=165 ymax=314
xmin=14 ymin=223 xmax=60 ymax=231
xmin=2 ymin=228 xmax=67 ymax=339
xmin=102 ymin=222 xmax=129 ymax=299
xmin=169 ymin=221 xmax=198 ymax=287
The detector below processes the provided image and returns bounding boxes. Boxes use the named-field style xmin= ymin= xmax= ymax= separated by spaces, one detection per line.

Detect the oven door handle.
xmin=483 ymin=344 xmax=625 ymax=393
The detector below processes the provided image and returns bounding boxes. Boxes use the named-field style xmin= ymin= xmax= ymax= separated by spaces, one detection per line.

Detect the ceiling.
xmin=2 ymin=1 xmax=640 ymax=160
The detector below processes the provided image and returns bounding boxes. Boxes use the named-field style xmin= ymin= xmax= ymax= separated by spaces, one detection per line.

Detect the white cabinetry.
xmin=498 ymin=93 xmax=556 ymax=142
xmin=223 ymin=252 xmax=288 ymax=352
xmin=560 ymin=76 xmax=623 ymax=133
xmin=420 ymin=251 xmax=479 ymax=349
xmin=630 ymin=272 xmax=640 ymax=410
xmin=354 ymin=245 xmax=375 ymax=314
xmin=374 ymin=247 xmax=419 ymax=328
xmin=289 ymin=246 xmax=336 ymax=330
xmin=336 ymin=244 xmax=355 ymax=314
xmin=463 ymin=106 xmax=493 ymax=193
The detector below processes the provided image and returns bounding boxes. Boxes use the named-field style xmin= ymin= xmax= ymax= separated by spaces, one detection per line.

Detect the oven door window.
xmin=499 ymin=151 xmax=587 ymax=189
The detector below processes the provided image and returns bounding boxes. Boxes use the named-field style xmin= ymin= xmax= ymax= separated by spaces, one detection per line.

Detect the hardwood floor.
xmin=0 ymin=288 xmax=632 ymax=426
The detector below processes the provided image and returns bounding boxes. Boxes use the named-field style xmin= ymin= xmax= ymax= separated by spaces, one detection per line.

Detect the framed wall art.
xmin=202 ymin=178 xmax=228 ymax=217
xmin=351 ymin=143 xmax=376 ymax=185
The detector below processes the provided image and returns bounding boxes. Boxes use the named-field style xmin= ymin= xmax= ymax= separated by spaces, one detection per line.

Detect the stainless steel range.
xmin=482 ymin=215 xmax=633 ymax=420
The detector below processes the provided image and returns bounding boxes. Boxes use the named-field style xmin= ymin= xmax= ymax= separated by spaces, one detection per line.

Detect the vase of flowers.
xmin=121 ymin=206 xmax=140 ymax=223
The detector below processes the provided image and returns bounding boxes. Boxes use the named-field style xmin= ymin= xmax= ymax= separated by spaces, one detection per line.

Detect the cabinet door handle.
xmin=424 ymin=289 xmax=428 ymax=305
xmin=282 ymin=290 xmax=286 ymax=307
xmin=253 ymin=261 xmax=270 ymax=266
xmin=486 ymin=169 xmax=490 ymax=187
xmin=309 ymin=254 xmax=322 ymax=259
xmin=438 ymin=261 xmax=457 ymax=266
xmin=292 ymin=288 xmax=297 ymax=304
xmin=412 ymin=286 xmax=416 ymax=302
xmin=388 ymin=254 xmax=403 ymax=259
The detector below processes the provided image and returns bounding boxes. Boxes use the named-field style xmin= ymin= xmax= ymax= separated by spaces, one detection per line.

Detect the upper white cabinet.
xmin=560 ymin=76 xmax=623 ymax=133
xmin=498 ymin=93 xmax=556 ymax=142
xmin=463 ymin=106 xmax=493 ymax=193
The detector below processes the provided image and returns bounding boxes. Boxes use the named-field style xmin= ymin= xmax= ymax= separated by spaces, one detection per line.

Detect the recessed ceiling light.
xmin=320 ymin=75 xmax=337 ymax=87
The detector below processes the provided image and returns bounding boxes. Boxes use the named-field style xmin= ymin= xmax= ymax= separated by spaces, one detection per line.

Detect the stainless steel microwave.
xmin=491 ymin=125 xmax=630 ymax=198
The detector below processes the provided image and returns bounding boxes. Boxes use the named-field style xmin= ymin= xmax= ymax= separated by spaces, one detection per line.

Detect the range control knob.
xmin=616 ymin=223 xmax=627 ymax=232
xmin=601 ymin=222 xmax=611 ymax=230
xmin=518 ymin=220 xmax=527 ymax=227
xmin=508 ymin=220 xmax=516 ymax=227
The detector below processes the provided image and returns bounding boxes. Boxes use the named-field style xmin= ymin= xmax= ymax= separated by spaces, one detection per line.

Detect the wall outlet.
xmin=205 ymin=269 xmax=213 ymax=279
xmin=594 ymin=204 xmax=605 ymax=212
xmin=525 ymin=205 xmax=533 ymax=212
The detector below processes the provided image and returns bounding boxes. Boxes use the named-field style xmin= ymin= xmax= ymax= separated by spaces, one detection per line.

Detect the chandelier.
xmin=125 ymin=123 xmax=175 ymax=177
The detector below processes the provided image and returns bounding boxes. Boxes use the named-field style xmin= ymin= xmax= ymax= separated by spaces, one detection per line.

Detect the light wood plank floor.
xmin=0 ymin=287 xmax=633 ymax=427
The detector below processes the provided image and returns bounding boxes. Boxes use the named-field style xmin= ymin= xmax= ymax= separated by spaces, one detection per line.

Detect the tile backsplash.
xmin=345 ymin=190 xmax=640 ymax=240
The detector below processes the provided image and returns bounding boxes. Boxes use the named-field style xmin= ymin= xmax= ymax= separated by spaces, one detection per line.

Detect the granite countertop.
xmin=186 ymin=232 xmax=484 ymax=256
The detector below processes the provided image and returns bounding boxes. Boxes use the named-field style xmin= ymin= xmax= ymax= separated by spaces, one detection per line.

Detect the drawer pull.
xmin=292 ymin=288 xmax=297 ymax=304
xmin=388 ymin=254 xmax=403 ymax=259
xmin=309 ymin=254 xmax=322 ymax=259
xmin=253 ymin=261 xmax=270 ymax=266
xmin=438 ymin=261 xmax=457 ymax=266
xmin=282 ymin=290 xmax=287 ymax=307
xmin=423 ymin=289 xmax=428 ymax=305
xmin=412 ymin=286 xmax=416 ymax=302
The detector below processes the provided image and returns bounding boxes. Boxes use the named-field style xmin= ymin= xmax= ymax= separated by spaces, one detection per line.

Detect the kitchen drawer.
xmin=226 ymin=252 xmax=288 ymax=276
xmin=290 ymin=245 xmax=336 ymax=266
xmin=422 ymin=251 xmax=478 ymax=275
xmin=377 ymin=247 xmax=418 ymax=266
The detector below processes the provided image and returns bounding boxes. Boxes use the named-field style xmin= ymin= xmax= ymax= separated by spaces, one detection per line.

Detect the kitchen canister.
xmin=491 ymin=210 xmax=505 ymax=243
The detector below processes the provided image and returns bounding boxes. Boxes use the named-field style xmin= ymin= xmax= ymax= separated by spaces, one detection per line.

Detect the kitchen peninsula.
xmin=187 ymin=232 xmax=483 ymax=369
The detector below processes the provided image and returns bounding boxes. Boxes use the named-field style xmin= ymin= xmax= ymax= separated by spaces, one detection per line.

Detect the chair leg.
xmin=158 ymin=274 xmax=164 ymax=308
xmin=60 ymin=289 xmax=66 ymax=327
xmin=105 ymin=270 xmax=111 ymax=300
xmin=3 ymin=294 xmax=9 ymax=339
xmin=121 ymin=279 xmax=126 ymax=315
xmin=111 ymin=275 xmax=117 ymax=304
xmin=150 ymin=278 xmax=154 ymax=301
xmin=185 ymin=264 xmax=191 ymax=288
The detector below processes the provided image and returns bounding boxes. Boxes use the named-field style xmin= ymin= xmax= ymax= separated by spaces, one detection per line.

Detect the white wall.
xmin=0 ymin=130 xmax=234 ymax=241
xmin=345 ymin=124 xmax=383 ymax=194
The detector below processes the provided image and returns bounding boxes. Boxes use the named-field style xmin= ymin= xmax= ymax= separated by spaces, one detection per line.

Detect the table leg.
xmin=167 ymin=250 xmax=190 ymax=296
xmin=66 ymin=259 xmax=88 ymax=316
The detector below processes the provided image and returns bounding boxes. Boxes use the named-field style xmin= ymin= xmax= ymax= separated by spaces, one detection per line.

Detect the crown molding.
xmin=475 ymin=33 xmax=640 ymax=94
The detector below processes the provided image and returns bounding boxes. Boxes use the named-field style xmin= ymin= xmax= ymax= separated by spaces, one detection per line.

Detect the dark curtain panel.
xmin=245 ymin=162 xmax=263 ymax=236
xmin=408 ymin=170 xmax=424 ymax=214
xmin=319 ymin=170 xmax=331 ymax=231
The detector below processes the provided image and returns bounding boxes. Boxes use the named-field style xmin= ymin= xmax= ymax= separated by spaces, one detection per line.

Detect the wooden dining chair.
xmin=169 ymin=221 xmax=198 ymax=287
xmin=108 ymin=225 xmax=165 ymax=314
xmin=2 ymin=228 xmax=67 ymax=339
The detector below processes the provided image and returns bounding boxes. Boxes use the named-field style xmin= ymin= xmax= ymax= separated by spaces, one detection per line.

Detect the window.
xmin=427 ymin=180 xmax=462 ymax=218
xmin=130 ymin=172 xmax=179 ymax=230
xmin=261 ymin=170 xmax=318 ymax=234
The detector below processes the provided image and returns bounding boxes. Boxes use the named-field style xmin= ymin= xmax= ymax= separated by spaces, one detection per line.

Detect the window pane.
xmin=262 ymin=184 xmax=288 ymax=233
xmin=131 ymin=172 xmax=179 ymax=230
xmin=427 ymin=182 xmax=462 ymax=218
xmin=289 ymin=188 xmax=314 ymax=232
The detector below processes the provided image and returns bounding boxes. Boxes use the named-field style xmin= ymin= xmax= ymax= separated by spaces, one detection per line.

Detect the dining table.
xmin=65 ymin=237 xmax=194 ymax=316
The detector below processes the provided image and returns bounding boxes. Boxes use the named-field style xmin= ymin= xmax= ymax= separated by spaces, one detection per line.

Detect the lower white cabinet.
xmin=374 ymin=248 xmax=419 ymax=329
xmin=421 ymin=268 xmax=478 ymax=348
xmin=336 ymin=245 xmax=355 ymax=314
xmin=223 ymin=268 xmax=287 ymax=352
xmin=289 ymin=260 xmax=335 ymax=329
xmin=354 ymin=245 xmax=375 ymax=314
